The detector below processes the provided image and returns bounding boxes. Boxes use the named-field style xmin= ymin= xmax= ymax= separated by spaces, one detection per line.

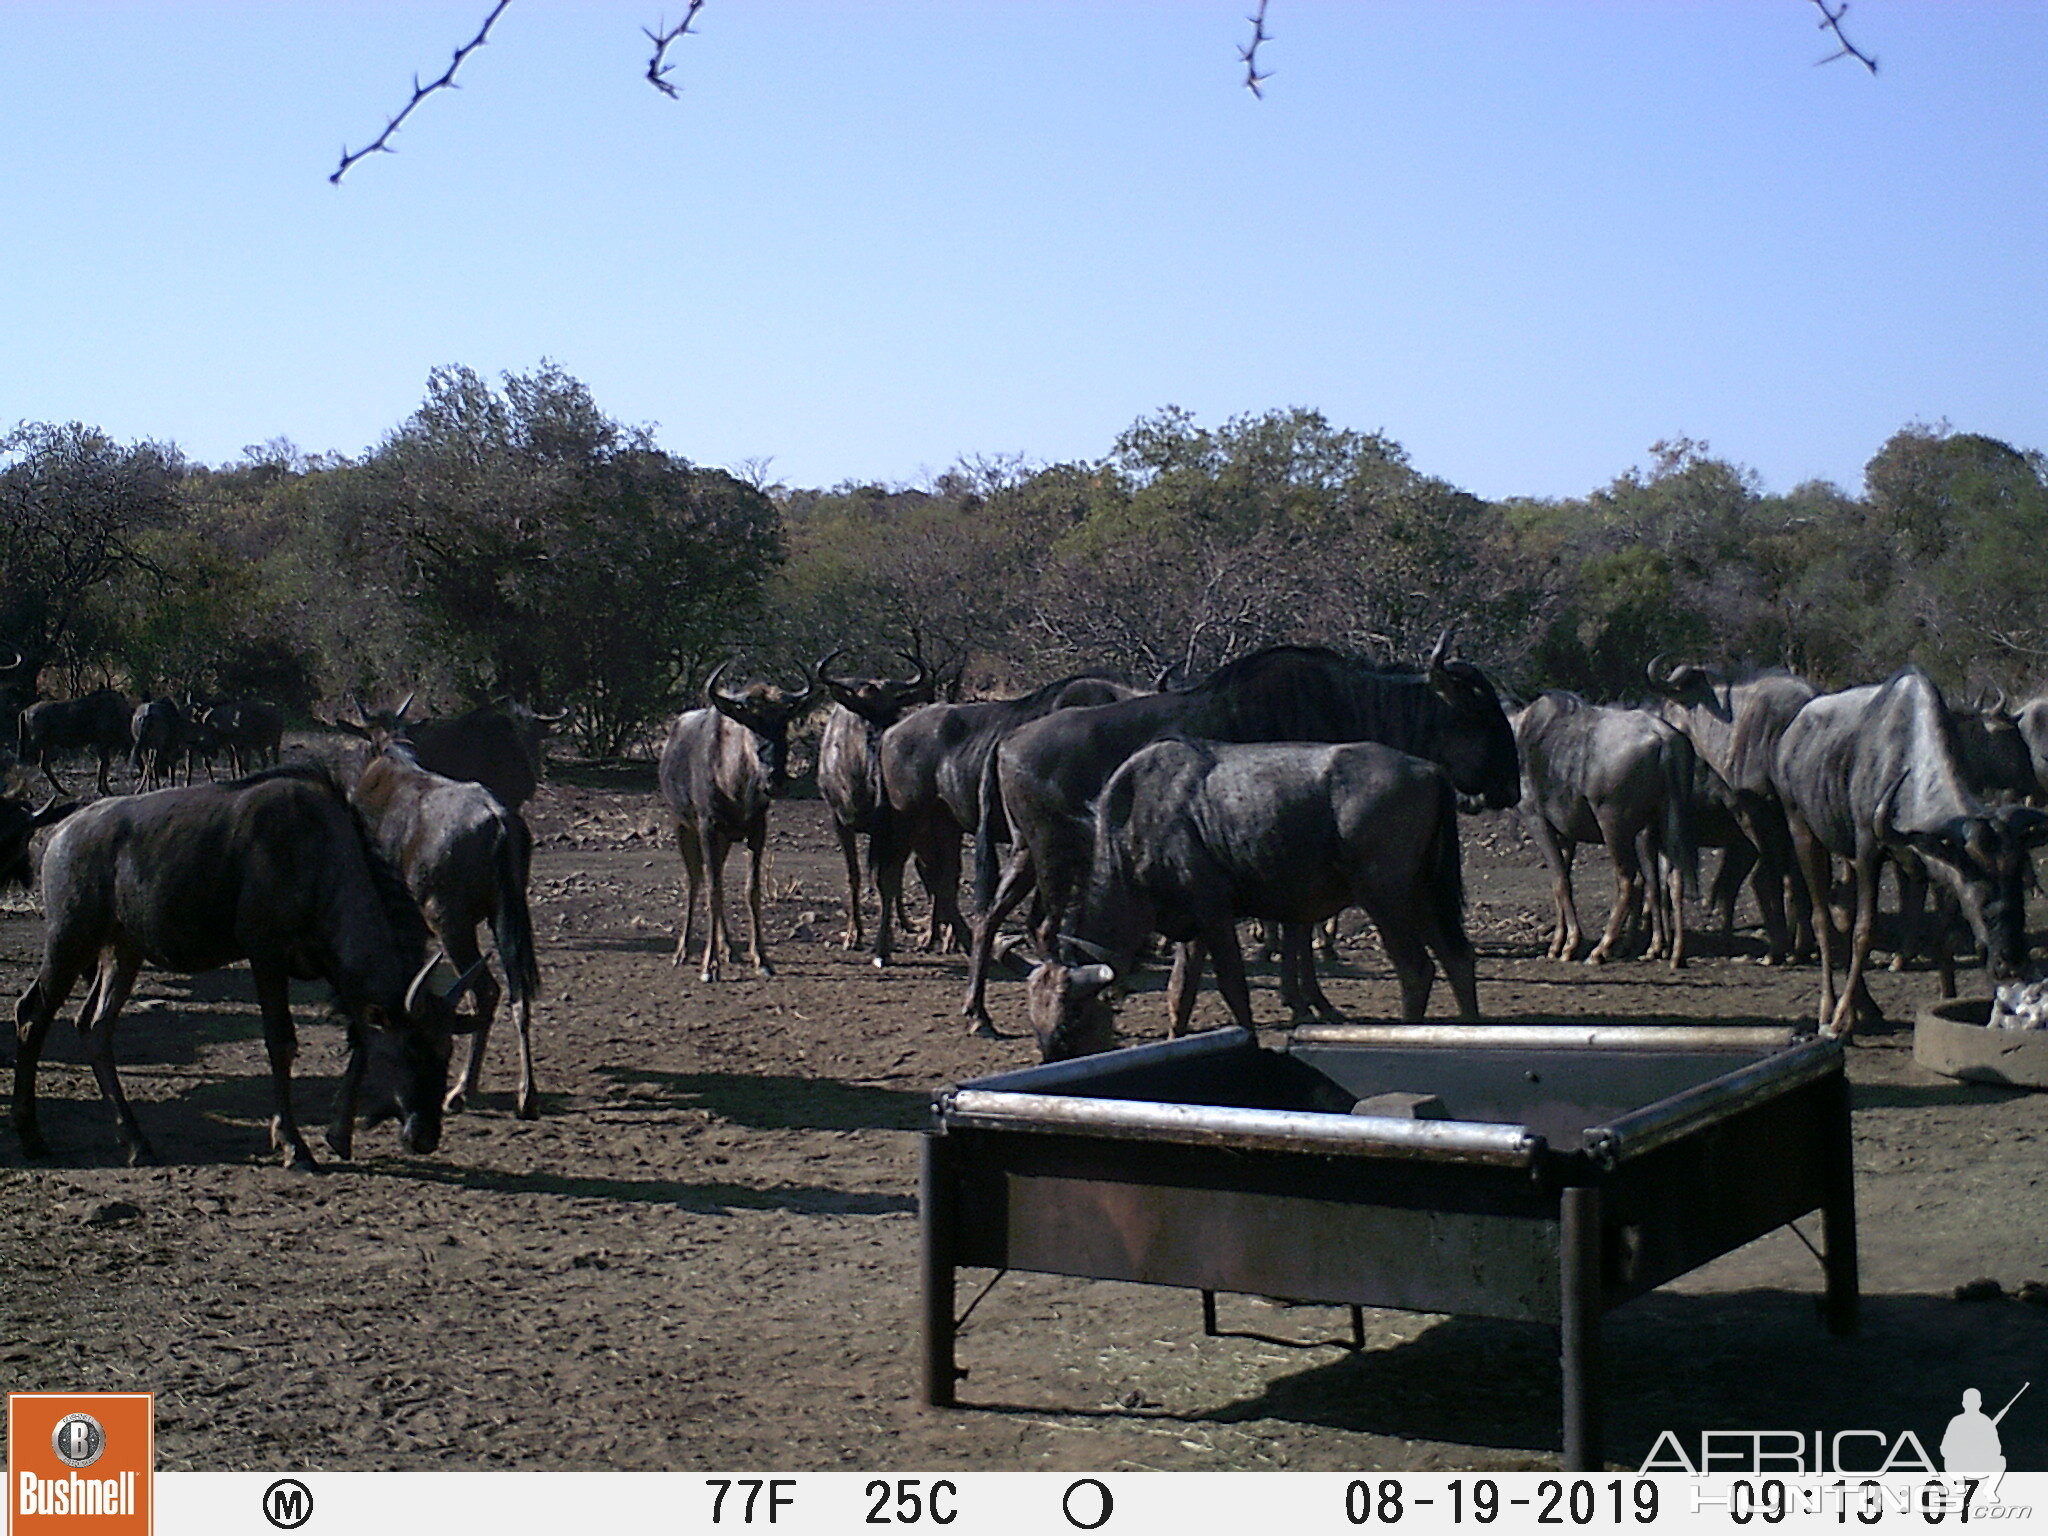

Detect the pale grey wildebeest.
xmin=10 ymin=764 xmax=486 ymax=1170
xmin=339 ymin=703 xmax=542 ymax=1120
xmin=129 ymin=698 xmax=188 ymax=790
xmin=1772 ymin=667 xmax=2048 ymax=1039
xmin=816 ymin=648 xmax=934 ymax=951
xmin=971 ymin=635 xmax=1520 ymax=1031
xmin=659 ymin=661 xmax=815 ymax=982
xmin=1513 ymin=692 xmax=1701 ymax=969
xmin=1643 ymin=659 xmax=1817 ymax=963
xmin=868 ymin=671 xmax=1140 ymax=967
xmin=1023 ymin=738 xmax=1479 ymax=1062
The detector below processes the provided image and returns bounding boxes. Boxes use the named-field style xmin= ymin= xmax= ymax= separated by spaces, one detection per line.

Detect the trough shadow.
xmin=546 ymin=758 xmax=660 ymax=792
xmin=1850 ymin=1080 xmax=2030 ymax=1109
xmin=595 ymin=1067 xmax=928 ymax=1132
xmin=361 ymin=1158 xmax=915 ymax=1217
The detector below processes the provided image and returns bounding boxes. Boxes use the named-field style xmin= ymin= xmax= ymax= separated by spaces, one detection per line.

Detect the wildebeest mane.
xmin=1176 ymin=644 xmax=1498 ymax=742
xmin=1009 ymin=670 xmax=1130 ymax=710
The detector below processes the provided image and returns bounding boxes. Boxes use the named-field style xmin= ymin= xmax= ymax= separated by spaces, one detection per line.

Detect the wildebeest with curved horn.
xmin=130 ymin=698 xmax=188 ymax=790
xmin=1772 ymin=667 xmax=2048 ymax=1039
xmin=967 ymin=634 xmax=1520 ymax=1031
xmin=1512 ymin=692 xmax=1701 ymax=968
xmin=338 ymin=701 xmax=543 ymax=1120
xmin=403 ymin=699 xmax=567 ymax=812
xmin=816 ymin=647 xmax=934 ymax=950
xmin=0 ymin=791 xmax=74 ymax=891
xmin=19 ymin=689 xmax=132 ymax=797
xmin=203 ymin=698 xmax=285 ymax=776
xmin=659 ymin=661 xmax=816 ymax=982
xmin=1024 ymin=738 xmax=1479 ymax=1062
xmin=10 ymin=764 xmax=486 ymax=1170
xmin=868 ymin=671 xmax=1142 ymax=967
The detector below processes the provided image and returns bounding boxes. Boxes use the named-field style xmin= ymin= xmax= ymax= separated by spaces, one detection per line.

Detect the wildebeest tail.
xmin=1426 ymin=773 xmax=1472 ymax=957
xmin=492 ymin=814 xmax=540 ymax=1001
xmin=972 ymin=748 xmax=1008 ymax=916
xmin=1661 ymin=737 xmax=1702 ymax=901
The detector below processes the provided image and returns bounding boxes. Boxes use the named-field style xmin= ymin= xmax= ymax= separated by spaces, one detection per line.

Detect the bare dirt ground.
xmin=2 ymin=748 xmax=2045 ymax=1474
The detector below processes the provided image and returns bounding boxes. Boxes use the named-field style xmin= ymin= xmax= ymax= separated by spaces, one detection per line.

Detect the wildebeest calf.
xmin=1024 ymin=738 xmax=1479 ymax=1062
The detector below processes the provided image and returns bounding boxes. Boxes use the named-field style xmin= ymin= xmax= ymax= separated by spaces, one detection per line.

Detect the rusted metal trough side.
xmin=920 ymin=1024 xmax=1856 ymax=1471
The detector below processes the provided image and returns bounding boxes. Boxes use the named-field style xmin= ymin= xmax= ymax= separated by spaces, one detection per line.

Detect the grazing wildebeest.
xmin=180 ymin=697 xmax=223 ymax=783
xmin=129 ymin=698 xmax=188 ymax=790
xmin=1772 ymin=668 xmax=2048 ymax=1039
xmin=11 ymin=765 xmax=485 ymax=1169
xmin=1644 ymin=660 xmax=1818 ymax=962
xmin=1513 ymin=692 xmax=1700 ymax=969
xmin=869 ymin=672 xmax=1140 ymax=967
xmin=1022 ymin=739 xmax=1479 ymax=1061
xmin=0 ymin=792 xmax=74 ymax=891
xmin=816 ymin=649 xmax=934 ymax=950
xmin=0 ymin=651 xmax=34 ymax=768
xmin=2014 ymin=698 xmax=2048 ymax=805
xmin=968 ymin=636 xmax=1520 ymax=1031
xmin=339 ymin=706 xmax=543 ymax=1119
xmin=658 ymin=662 xmax=815 ymax=982
xmin=203 ymin=698 xmax=285 ymax=776
xmin=404 ymin=699 xmax=566 ymax=812
xmin=19 ymin=689 xmax=132 ymax=796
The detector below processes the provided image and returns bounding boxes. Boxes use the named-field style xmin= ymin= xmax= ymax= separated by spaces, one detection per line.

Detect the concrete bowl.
xmin=1913 ymin=996 xmax=2048 ymax=1089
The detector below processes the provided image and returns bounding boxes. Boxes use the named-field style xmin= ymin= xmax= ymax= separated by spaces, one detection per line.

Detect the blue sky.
xmin=2 ymin=3 xmax=2042 ymax=500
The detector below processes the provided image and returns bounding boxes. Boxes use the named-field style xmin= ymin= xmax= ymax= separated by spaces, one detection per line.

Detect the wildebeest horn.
xmin=442 ymin=955 xmax=490 ymax=1003
xmin=394 ymin=692 xmax=417 ymax=721
xmin=705 ymin=658 xmax=743 ymax=707
xmin=1151 ymin=661 xmax=1178 ymax=692
xmin=405 ymin=953 xmax=448 ymax=1018
xmin=1062 ymin=935 xmax=1119 ymax=968
xmin=1645 ymin=654 xmax=1674 ymax=689
xmin=784 ymin=669 xmax=815 ymax=705
xmin=531 ymin=705 xmax=570 ymax=724
xmin=1426 ymin=627 xmax=1458 ymax=696
xmin=346 ymin=692 xmax=368 ymax=727
xmin=894 ymin=650 xmax=930 ymax=692
xmin=0 ymin=650 xmax=21 ymax=672
xmin=816 ymin=648 xmax=856 ymax=692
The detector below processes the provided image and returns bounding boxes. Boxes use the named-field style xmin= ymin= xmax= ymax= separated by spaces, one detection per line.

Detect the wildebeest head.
xmin=1023 ymin=941 xmax=1123 ymax=1062
xmin=707 ymin=660 xmax=816 ymax=793
xmin=1421 ymin=630 xmax=1522 ymax=810
xmin=0 ymin=793 xmax=74 ymax=888
xmin=817 ymin=648 xmax=934 ymax=728
xmin=334 ymin=692 xmax=419 ymax=756
xmin=1882 ymin=779 xmax=2048 ymax=981
xmin=1644 ymin=656 xmax=1725 ymax=709
xmin=354 ymin=951 xmax=489 ymax=1155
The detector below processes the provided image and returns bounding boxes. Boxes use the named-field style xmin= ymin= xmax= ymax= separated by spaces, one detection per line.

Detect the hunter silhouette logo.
xmin=1943 ymin=1383 xmax=2028 ymax=1498
xmin=7 ymin=1392 xmax=152 ymax=1534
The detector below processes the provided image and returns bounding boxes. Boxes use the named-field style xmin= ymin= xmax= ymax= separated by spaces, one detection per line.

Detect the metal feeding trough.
xmin=921 ymin=1024 xmax=1857 ymax=1471
xmin=1915 ymin=998 xmax=2048 ymax=1089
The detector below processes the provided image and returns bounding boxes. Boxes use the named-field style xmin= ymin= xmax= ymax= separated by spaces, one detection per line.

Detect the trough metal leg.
xmin=1560 ymin=1184 xmax=1604 ymax=1472
xmin=1819 ymin=1071 xmax=1861 ymax=1337
xmin=921 ymin=1134 xmax=959 ymax=1407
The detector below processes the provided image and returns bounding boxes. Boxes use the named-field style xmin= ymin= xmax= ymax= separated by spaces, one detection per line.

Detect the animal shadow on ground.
xmin=595 ymin=1066 xmax=929 ymax=1132
xmin=1110 ymin=1289 xmax=2046 ymax=1466
xmin=360 ymin=1158 xmax=916 ymax=1217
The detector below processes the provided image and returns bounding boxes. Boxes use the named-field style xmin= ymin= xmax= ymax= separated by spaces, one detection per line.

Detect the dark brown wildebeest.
xmin=10 ymin=764 xmax=485 ymax=1170
xmin=869 ymin=672 xmax=1141 ymax=968
xmin=1023 ymin=738 xmax=1479 ymax=1062
xmin=1512 ymin=692 xmax=1701 ymax=969
xmin=19 ymin=689 xmax=132 ymax=796
xmin=1644 ymin=660 xmax=1818 ymax=962
xmin=0 ymin=651 xmax=34 ymax=768
xmin=203 ymin=698 xmax=285 ymax=776
xmin=339 ymin=706 xmax=543 ymax=1119
xmin=130 ymin=698 xmax=188 ymax=790
xmin=658 ymin=662 xmax=816 ymax=982
xmin=816 ymin=649 xmax=934 ymax=950
xmin=969 ymin=636 xmax=1520 ymax=1031
xmin=0 ymin=791 xmax=74 ymax=891
xmin=1772 ymin=668 xmax=2048 ymax=1039
xmin=402 ymin=699 xmax=566 ymax=812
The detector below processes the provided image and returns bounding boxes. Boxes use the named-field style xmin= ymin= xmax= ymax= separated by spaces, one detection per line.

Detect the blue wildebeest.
xmin=1022 ymin=738 xmax=1479 ymax=1061
xmin=968 ymin=636 xmax=1520 ymax=1031
xmin=2013 ymin=698 xmax=2048 ymax=805
xmin=19 ymin=689 xmax=132 ymax=797
xmin=404 ymin=699 xmax=566 ymax=812
xmin=1513 ymin=692 xmax=1700 ymax=969
xmin=659 ymin=662 xmax=816 ymax=982
xmin=1643 ymin=660 xmax=1818 ymax=963
xmin=339 ymin=704 xmax=543 ymax=1119
xmin=203 ymin=698 xmax=285 ymax=776
xmin=868 ymin=671 xmax=1141 ymax=967
xmin=1772 ymin=668 xmax=2048 ymax=1039
xmin=816 ymin=648 xmax=934 ymax=951
xmin=0 ymin=791 xmax=74 ymax=891
xmin=10 ymin=764 xmax=485 ymax=1169
xmin=129 ymin=698 xmax=187 ymax=790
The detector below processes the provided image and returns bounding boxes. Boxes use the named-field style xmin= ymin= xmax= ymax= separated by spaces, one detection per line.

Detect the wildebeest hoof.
xmin=1585 ymin=951 xmax=1609 ymax=967
xmin=754 ymin=963 xmax=774 ymax=979
xmin=281 ymin=1145 xmax=321 ymax=1174
xmin=966 ymin=1017 xmax=1001 ymax=1040
xmin=124 ymin=1143 xmax=160 ymax=1168
xmin=442 ymin=1090 xmax=468 ymax=1116
xmin=324 ymin=1126 xmax=354 ymax=1160
xmin=516 ymin=1096 xmax=539 ymax=1121
xmin=872 ymin=953 xmax=891 ymax=969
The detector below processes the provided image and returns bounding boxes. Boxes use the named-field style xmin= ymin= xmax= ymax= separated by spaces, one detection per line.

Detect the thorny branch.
xmin=1239 ymin=1 xmax=1273 ymax=99
xmin=331 ymin=0 xmax=513 ymax=184
xmin=645 ymin=1 xmax=709 ymax=99
xmin=1809 ymin=0 xmax=1878 ymax=75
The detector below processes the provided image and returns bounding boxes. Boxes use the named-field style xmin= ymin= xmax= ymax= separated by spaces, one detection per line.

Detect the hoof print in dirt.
xmin=83 ymin=1200 xmax=143 ymax=1229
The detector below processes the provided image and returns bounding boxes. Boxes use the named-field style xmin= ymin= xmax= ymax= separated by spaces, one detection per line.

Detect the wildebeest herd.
xmin=6 ymin=639 xmax=2048 ymax=1172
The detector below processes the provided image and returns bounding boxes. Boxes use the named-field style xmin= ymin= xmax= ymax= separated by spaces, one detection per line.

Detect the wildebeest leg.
xmin=1257 ymin=920 xmax=1282 ymax=964
xmin=1166 ymin=941 xmax=1206 ymax=1037
xmin=1588 ymin=818 xmax=1643 ymax=965
xmin=1708 ymin=841 xmax=1756 ymax=941
xmin=1283 ymin=924 xmax=1341 ymax=1023
xmin=1829 ymin=850 xmax=1885 ymax=1040
xmin=1526 ymin=815 xmax=1580 ymax=960
xmin=671 ymin=819 xmax=704 ymax=969
xmin=1930 ymin=888 xmax=1959 ymax=1000
xmin=744 ymin=817 xmax=772 ymax=977
xmin=1890 ymin=855 xmax=1928 ymax=973
xmin=96 ymin=748 xmax=113 ymax=797
xmin=920 ymin=833 xmax=972 ymax=954
xmin=77 ymin=949 xmax=154 ymax=1166
xmin=833 ymin=820 xmax=865 ymax=950
xmin=700 ymin=823 xmax=731 ymax=983
xmin=326 ymin=1022 xmax=367 ymax=1160
xmin=1317 ymin=916 xmax=1341 ymax=960
xmin=36 ymin=751 xmax=66 ymax=799
xmin=252 ymin=965 xmax=318 ymax=1171
xmin=1787 ymin=816 xmax=1841 ymax=1031
xmin=443 ymin=924 xmax=501 ymax=1115
xmin=1663 ymin=844 xmax=1688 ymax=970
xmin=13 ymin=950 xmax=92 ymax=1157
xmin=1373 ymin=913 xmax=1438 ymax=1021
xmin=963 ymin=845 xmax=1035 ymax=1034
xmin=1204 ymin=923 xmax=1258 ymax=1031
